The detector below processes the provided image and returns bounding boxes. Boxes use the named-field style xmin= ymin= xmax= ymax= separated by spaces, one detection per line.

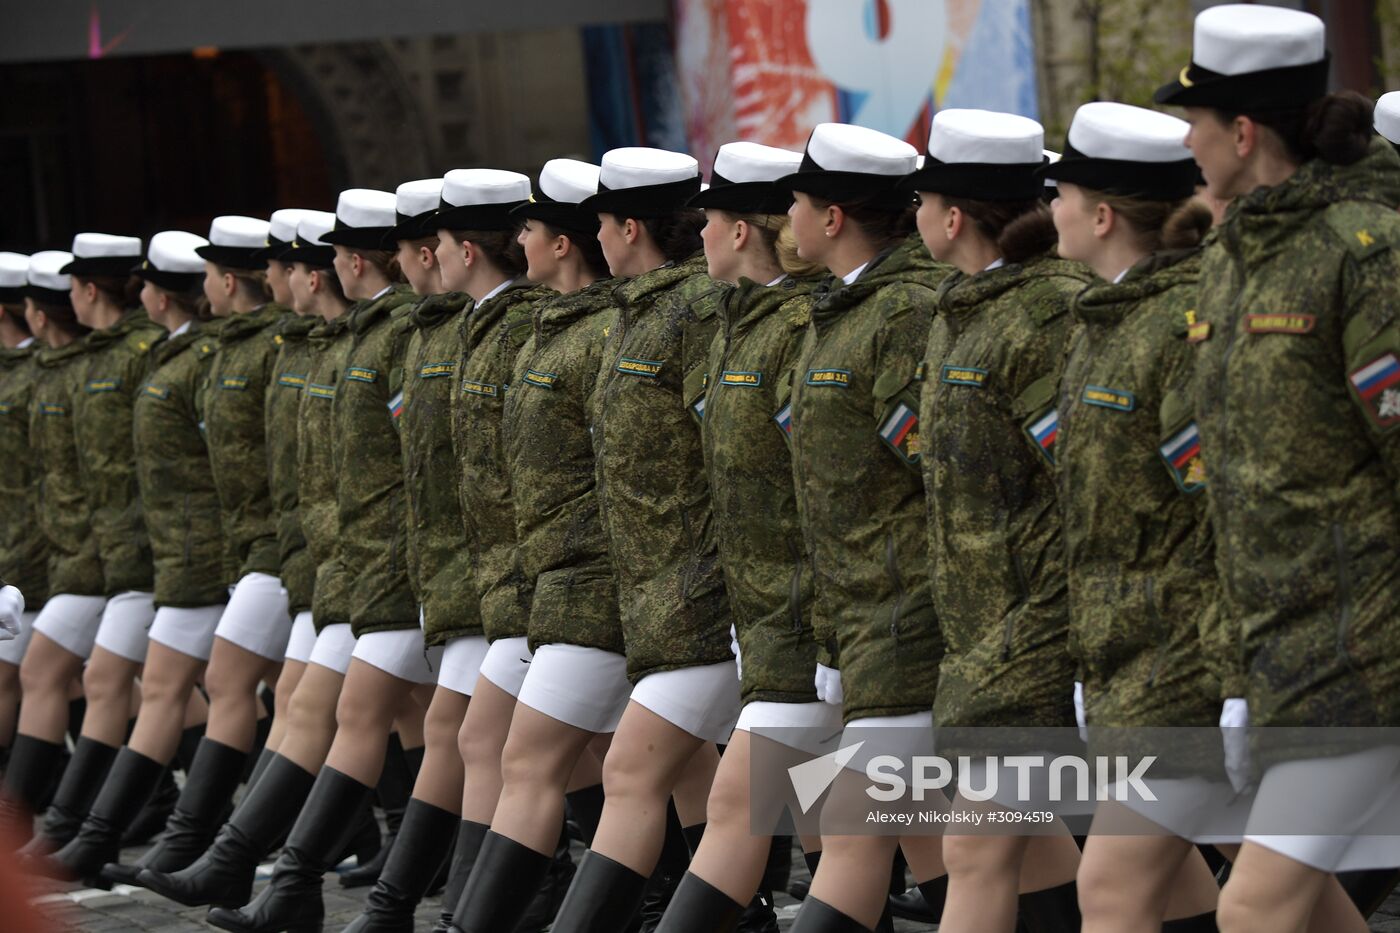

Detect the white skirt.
xmin=629 ymin=661 xmax=743 ymax=745
xmin=437 ymin=635 xmax=491 ymax=696
xmin=837 ymin=711 xmax=937 ymax=775
xmin=148 ymin=604 xmax=226 ymax=661
xmin=283 ymin=611 xmax=317 ymax=664
xmin=351 ymin=628 xmax=441 ymax=684
xmin=1243 ymin=746 xmax=1400 ymax=871
xmin=92 ymin=591 xmax=156 ymax=663
xmin=308 ymin=623 xmax=356 ymax=675
xmin=213 ymin=572 xmax=291 ymax=662
xmin=478 ymin=636 xmax=532 ymax=697
xmin=516 ymin=643 xmax=632 ymax=734
xmin=736 ymin=700 xmax=844 ymax=757
xmin=32 ymin=593 xmax=108 ymax=659
xmin=0 ymin=610 xmax=37 ymax=666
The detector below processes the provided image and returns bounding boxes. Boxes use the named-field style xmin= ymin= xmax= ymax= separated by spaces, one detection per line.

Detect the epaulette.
xmin=196 ymin=339 xmax=220 ymax=360
xmin=1323 ymin=202 xmax=1395 ymax=261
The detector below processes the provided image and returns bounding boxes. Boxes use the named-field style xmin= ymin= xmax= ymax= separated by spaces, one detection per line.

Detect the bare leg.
xmin=203 ymin=637 xmax=280 ymax=752
xmin=688 ymin=730 xmax=780 ymax=904
xmin=1079 ymin=803 xmax=1217 ymax=933
xmin=589 ymin=701 xmax=707 ymax=874
xmin=490 ymin=703 xmax=597 ymax=854
xmin=127 ymin=642 xmax=205 ymax=764
xmin=808 ymin=833 xmax=901 ymax=928
xmin=79 ymin=647 xmax=141 ymax=746
xmin=266 ymin=659 xmax=307 ymax=754
xmin=413 ymin=685 xmax=469 ymax=812
xmin=1218 ymin=841 xmax=1367 ymax=933
xmin=275 ymin=662 xmax=345 ymax=774
xmin=457 ymin=679 xmax=520 ymax=825
xmin=324 ymin=658 xmax=419 ymax=785
xmin=671 ymin=742 xmax=720 ymax=828
xmin=17 ymin=633 xmax=86 ymax=742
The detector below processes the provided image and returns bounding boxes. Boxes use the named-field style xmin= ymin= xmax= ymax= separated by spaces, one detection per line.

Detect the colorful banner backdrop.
xmin=676 ymin=0 xmax=1038 ymax=171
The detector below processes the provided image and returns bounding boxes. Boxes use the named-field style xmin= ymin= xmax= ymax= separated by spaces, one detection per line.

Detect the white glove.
xmin=815 ymin=663 xmax=843 ymax=705
xmin=729 ymin=624 xmax=742 ymax=679
xmin=1220 ymin=697 xmax=1252 ymax=794
xmin=0 ymin=585 xmax=25 ymax=641
xmin=1073 ymin=681 xmax=1087 ymax=742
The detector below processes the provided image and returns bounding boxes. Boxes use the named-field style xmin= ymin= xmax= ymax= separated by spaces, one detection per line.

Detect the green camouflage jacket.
xmin=700 ymin=276 xmax=819 ymax=705
xmin=28 ymin=342 xmax=101 ymax=596
xmin=204 ymin=303 xmax=286 ymax=582
xmin=593 ymin=255 xmax=733 ymax=682
xmin=922 ymin=255 xmax=1088 ymax=728
xmin=134 ymin=323 xmax=227 ymax=608
xmin=1057 ymin=250 xmax=1219 ymax=727
xmin=401 ymin=291 xmax=477 ymax=646
xmin=452 ymin=279 xmax=552 ymax=643
xmin=298 ymin=315 xmax=354 ymax=632
xmin=265 ymin=314 xmax=317 ymax=615
xmin=504 ymin=279 xmax=623 ymax=656
xmin=73 ymin=308 xmax=163 ymax=594
xmin=1193 ymin=139 xmax=1400 ymax=728
xmin=336 ymin=286 xmax=419 ymax=636
xmin=0 ymin=342 xmax=48 ymax=609
xmin=789 ymin=245 xmax=949 ymax=723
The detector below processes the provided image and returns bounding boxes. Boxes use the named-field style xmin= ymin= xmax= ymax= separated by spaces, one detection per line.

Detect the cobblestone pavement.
xmin=24 ymin=835 xmax=1400 ymax=931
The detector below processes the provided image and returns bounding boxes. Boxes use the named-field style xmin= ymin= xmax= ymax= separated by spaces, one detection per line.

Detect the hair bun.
xmin=1304 ymin=90 xmax=1374 ymax=166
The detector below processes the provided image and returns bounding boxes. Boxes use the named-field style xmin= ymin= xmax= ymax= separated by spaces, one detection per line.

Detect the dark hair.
xmin=0 ymin=303 xmax=31 ymax=335
xmin=1086 ymin=191 xmax=1214 ymax=252
xmin=151 ymin=282 xmax=213 ymax=321
xmin=347 ymin=249 xmax=406 ymax=285
xmin=304 ymin=264 xmax=349 ymax=303
xmin=450 ymin=229 xmax=526 ymax=278
xmin=639 ymin=211 xmax=705 ymax=263
xmin=1216 ymin=90 xmax=1374 ymax=167
xmin=541 ymin=223 xmax=610 ymax=280
xmin=73 ymin=273 xmax=141 ymax=308
xmin=807 ymin=196 xmax=916 ymax=252
xmin=28 ymin=297 xmax=89 ymax=337
xmin=212 ymin=264 xmax=274 ymax=302
xmin=941 ymin=196 xmax=1057 ymax=264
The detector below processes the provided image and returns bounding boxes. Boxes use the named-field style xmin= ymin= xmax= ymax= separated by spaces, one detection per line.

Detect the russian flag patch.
xmin=773 ymin=403 xmax=793 ymax=436
xmin=1349 ymin=352 xmax=1400 ymax=430
xmin=1159 ymin=420 xmax=1206 ymax=493
xmin=1025 ymin=409 xmax=1059 ymax=465
xmin=387 ymin=390 xmax=404 ymax=421
xmin=878 ymin=401 xmax=920 ymax=464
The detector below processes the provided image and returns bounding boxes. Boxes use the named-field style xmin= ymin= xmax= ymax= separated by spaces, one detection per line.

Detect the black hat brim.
xmin=133 ymin=265 xmax=204 ymax=292
xmin=687 ymin=180 xmax=794 ymax=214
xmin=0 ymin=285 xmax=26 ymax=304
xmin=24 ymin=284 xmax=73 ymax=306
xmin=432 ymin=201 xmax=527 ymax=234
xmin=580 ymin=176 xmax=702 ymax=219
xmin=287 ymin=242 xmax=337 ymax=269
xmin=318 ymin=226 xmax=396 ymax=251
xmin=195 ymin=244 xmax=268 ymax=270
xmin=1154 ymin=55 xmax=1329 ymax=110
xmin=509 ymin=200 xmax=601 ymax=235
xmin=251 ymin=236 xmax=293 ymax=263
xmin=1042 ymin=149 xmax=1199 ymax=201
xmin=59 ymin=255 xmax=142 ymax=277
xmin=389 ymin=210 xmax=443 ymax=243
xmin=902 ymin=160 xmax=1046 ymax=201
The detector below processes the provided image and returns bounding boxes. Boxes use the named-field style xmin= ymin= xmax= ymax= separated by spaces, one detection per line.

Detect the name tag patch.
xmin=1349 ymin=352 xmax=1400 ymax=429
xmin=1082 ymin=385 xmax=1136 ymax=412
xmin=0 ymin=402 xmax=13 ymax=415
xmin=346 ymin=367 xmax=379 ymax=383
xmin=523 ymin=370 xmax=558 ymax=390
xmin=143 ymin=384 xmax=171 ymax=400
xmin=278 ymin=373 xmax=307 ymax=390
xmin=940 ymin=365 xmax=987 ymax=388
xmin=1245 ymin=313 xmax=1315 ymax=335
xmin=617 ymin=358 xmax=663 ymax=378
xmin=1025 ymin=409 xmax=1059 ymax=465
xmin=1159 ymin=421 xmax=1206 ymax=493
xmin=419 ymin=361 xmax=455 ymax=379
xmin=219 ymin=376 xmax=248 ymax=391
xmin=878 ymin=402 xmax=920 ymax=464
xmin=38 ymin=402 xmax=68 ymax=416
xmin=805 ymin=369 xmax=850 ymax=388
xmin=461 ymin=380 xmax=498 ymax=397
xmin=721 ymin=370 xmax=762 ymax=388
xmin=85 ymin=379 xmax=120 ymax=394
xmin=307 ymin=383 xmax=336 ymax=400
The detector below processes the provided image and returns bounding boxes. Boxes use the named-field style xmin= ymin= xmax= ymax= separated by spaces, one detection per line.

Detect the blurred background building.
xmin=0 ymin=0 xmax=1387 ymax=253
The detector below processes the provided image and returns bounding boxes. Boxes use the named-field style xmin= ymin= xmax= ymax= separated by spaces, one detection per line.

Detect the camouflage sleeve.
xmin=1338 ymin=246 xmax=1400 ymax=492
xmin=871 ymin=290 xmax=933 ymax=474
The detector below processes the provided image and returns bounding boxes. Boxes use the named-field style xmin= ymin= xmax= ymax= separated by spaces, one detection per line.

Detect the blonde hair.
xmin=727 ymin=212 xmax=825 ymax=279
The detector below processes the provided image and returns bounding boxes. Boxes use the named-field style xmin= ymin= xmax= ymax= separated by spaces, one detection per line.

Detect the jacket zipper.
xmin=787 ymin=538 xmax=804 ymax=633
xmin=680 ymin=508 xmax=694 ymax=602
xmin=182 ymin=493 xmax=193 ymax=565
xmin=387 ymin=488 xmax=401 ymax=575
xmin=1214 ymin=246 xmax=1246 ymax=604
xmin=1003 ymin=552 xmax=1029 ymax=661
xmin=1333 ymin=523 xmax=1355 ymax=668
xmin=885 ymin=532 xmax=905 ymax=639
xmin=1144 ymin=577 xmax=1169 ymax=687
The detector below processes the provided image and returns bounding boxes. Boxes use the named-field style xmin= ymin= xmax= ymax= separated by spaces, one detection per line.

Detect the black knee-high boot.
xmin=566 ymin=783 xmax=605 ymax=845
xmin=138 ymin=754 xmax=316 ymax=908
xmin=791 ymin=850 xmax=821 ymax=901
xmin=339 ymin=734 xmax=419 ymax=889
xmin=1340 ymin=867 xmax=1400 ymax=918
xmin=1163 ymin=911 xmax=1218 ymax=930
xmin=206 ymin=766 xmax=374 ymax=933
xmin=549 ymin=850 xmax=652 ymax=933
xmin=888 ymin=872 xmax=945 ymax=923
xmin=518 ymin=818 xmax=577 ymax=932
xmin=654 ymin=872 xmax=747 ymax=933
xmin=0 ymin=735 xmax=67 ymax=846
xmin=119 ymin=723 xmax=206 ymax=848
xmin=342 ymin=798 xmax=457 ymax=932
xmin=789 ymin=896 xmax=872 ymax=932
xmin=430 ymin=820 xmax=489 ymax=933
xmin=1017 ymin=881 xmax=1081 ymax=933
xmin=25 ymin=748 xmax=166 ymax=883
xmin=17 ymin=737 xmax=119 ymax=856
xmin=448 ymin=831 xmax=555 ymax=933
xmin=635 ymin=803 xmax=691 ymax=931
xmin=104 ymin=737 xmax=249 ymax=885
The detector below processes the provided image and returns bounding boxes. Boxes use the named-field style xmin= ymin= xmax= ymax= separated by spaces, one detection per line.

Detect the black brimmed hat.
xmin=776 ymin=123 xmax=919 ymax=209
xmin=511 ymin=159 xmax=602 ymax=233
xmin=60 ymin=233 xmax=143 ymax=277
xmin=903 ymin=109 xmax=1046 ymax=202
xmin=196 ymin=216 xmax=272 ymax=270
xmin=390 ymin=179 xmax=446 ymax=242
xmin=25 ymin=251 xmax=74 ymax=305
xmin=288 ymin=211 xmax=338 ymax=269
xmin=1043 ymin=102 xmax=1199 ymax=201
xmin=688 ymin=142 xmax=802 ymax=214
xmin=0 ymin=253 xmax=29 ymax=304
xmin=580 ymin=148 xmax=701 ymax=218
xmin=135 ymin=230 xmax=209 ymax=292
xmin=255 ymin=209 xmax=320 ymax=262
xmin=319 ymin=189 xmax=399 ymax=250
